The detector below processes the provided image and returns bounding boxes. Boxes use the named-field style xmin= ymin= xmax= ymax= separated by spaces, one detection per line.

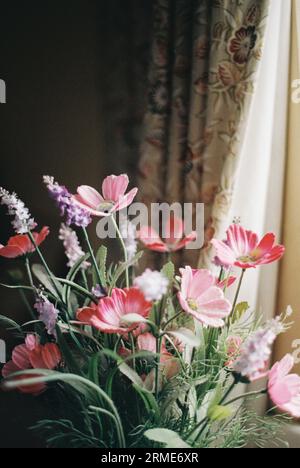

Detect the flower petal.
xmin=138 ymin=226 xmax=167 ymax=252
xmin=112 ymin=187 xmax=138 ymax=212
xmin=172 ymin=231 xmax=197 ymax=251
xmin=41 ymin=343 xmax=61 ymax=369
xmin=102 ymin=174 xmax=129 ymax=201
xmin=211 ymin=239 xmax=236 ymax=267
xmin=12 ymin=344 xmax=31 ymax=369
xmin=77 ymin=185 xmax=103 ymax=209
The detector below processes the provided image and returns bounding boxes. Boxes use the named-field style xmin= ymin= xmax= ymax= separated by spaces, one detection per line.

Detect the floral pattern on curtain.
xmin=138 ymin=0 xmax=270 ymax=267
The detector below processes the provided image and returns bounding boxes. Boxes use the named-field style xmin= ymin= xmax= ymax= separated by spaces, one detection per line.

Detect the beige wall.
xmin=274 ymin=4 xmax=300 ymax=374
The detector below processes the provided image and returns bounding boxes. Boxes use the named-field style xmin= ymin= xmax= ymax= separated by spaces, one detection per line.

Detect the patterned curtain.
xmin=138 ymin=0 xmax=270 ymax=267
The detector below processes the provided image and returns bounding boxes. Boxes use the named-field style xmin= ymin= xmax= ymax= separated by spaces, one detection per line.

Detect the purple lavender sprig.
xmin=34 ymin=293 xmax=58 ymax=337
xmin=43 ymin=176 xmax=91 ymax=228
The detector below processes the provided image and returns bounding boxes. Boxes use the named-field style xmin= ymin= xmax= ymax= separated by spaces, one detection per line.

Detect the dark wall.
xmin=0 ymin=0 xmax=152 ymax=447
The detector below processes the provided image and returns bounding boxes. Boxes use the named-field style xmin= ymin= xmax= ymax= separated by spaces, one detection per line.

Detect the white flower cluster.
xmin=134 ymin=269 xmax=169 ymax=302
xmin=59 ymin=223 xmax=90 ymax=270
xmin=234 ymin=327 xmax=276 ymax=381
xmin=119 ymin=215 xmax=137 ymax=261
xmin=0 ymin=187 xmax=36 ymax=234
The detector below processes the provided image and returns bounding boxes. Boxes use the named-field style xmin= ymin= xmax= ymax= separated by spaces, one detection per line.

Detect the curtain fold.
xmin=274 ymin=0 xmax=300 ymax=376
xmin=138 ymin=0 xmax=270 ymax=267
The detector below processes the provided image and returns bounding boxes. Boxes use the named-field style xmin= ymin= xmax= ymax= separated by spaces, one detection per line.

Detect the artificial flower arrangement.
xmin=0 ymin=174 xmax=298 ymax=449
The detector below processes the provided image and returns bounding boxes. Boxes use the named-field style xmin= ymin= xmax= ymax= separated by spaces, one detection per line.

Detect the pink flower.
xmin=138 ymin=215 xmax=197 ymax=253
xmin=225 ymin=335 xmax=243 ymax=367
xmin=177 ymin=266 xmax=231 ymax=328
xmin=2 ymin=335 xmax=61 ymax=394
xmin=211 ymin=224 xmax=285 ymax=269
xmin=268 ymin=354 xmax=300 ymax=418
xmin=76 ymin=288 xmax=152 ymax=335
xmin=73 ymin=174 xmax=138 ymax=217
xmin=0 ymin=227 xmax=49 ymax=259
xmin=215 ymin=275 xmax=236 ymax=289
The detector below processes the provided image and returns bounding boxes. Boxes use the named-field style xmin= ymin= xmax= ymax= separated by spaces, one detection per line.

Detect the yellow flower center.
xmin=188 ymin=299 xmax=198 ymax=311
xmin=97 ymin=201 xmax=114 ymax=212
xmin=238 ymin=255 xmax=256 ymax=263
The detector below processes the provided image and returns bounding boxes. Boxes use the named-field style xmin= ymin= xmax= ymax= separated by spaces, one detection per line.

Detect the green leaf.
xmin=232 ymin=302 xmax=250 ymax=323
xmin=161 ymin=261 xmax=175 ymax=284
xmin=167 ymin=328 xmax=201 ymax=348
xmin=32 ymin=264 xmax=63 ymax=300
xmin=3 ymin=369 xmax=125 ymax=447
xmin=56 ymin=278 xmax=96 ymax=303
xmin=109 ymin=251 xmax=144 ymax=291
xmin=0 ymin=315 xmax=23 ymax=334
xmin=144 ymin=428 xmax=190 ymax=448
xmin=56 ymin=326 xmax=83 ymax=375
xmin=207 ymin=405 xmax=232 ymax=422
xmin=193 ymin=319 xmax=206 ymax=361
xmin=94 ymin=246 xmax=107 ymax=287
xmin=196 ymin=389 xmax=217 ymax=424
xmin=63 ymin=253 xmax=91 ymax=310
xmin=88 ymin=353 xmax=101 ymax=386
xmin=119 ymin=362 xmax=144 ymax=387
xmin=133 ymin=384 xmax=160 ymax=421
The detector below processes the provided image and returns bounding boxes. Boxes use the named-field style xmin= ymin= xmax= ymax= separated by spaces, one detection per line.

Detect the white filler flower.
xmin=0 ymin=187 xmax=36 ymax=234
xmin=134 ymin=269 xmax=169 ymax=302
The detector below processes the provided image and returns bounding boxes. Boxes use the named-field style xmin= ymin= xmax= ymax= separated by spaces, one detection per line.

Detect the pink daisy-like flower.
xmin=268 ymin=354 xmax=300 ymax=418
xmin=138 ymin=215 xmax=197 ymax=253
xmin=76 ymin=288 xmax=152 ymax=335
xmin=211 ymin=224 xmax=285 ymax=269
xmin=73 ymin=174 xmax=138 ymax=217
xmin=177 ymin=266 xmax=231 ymax=328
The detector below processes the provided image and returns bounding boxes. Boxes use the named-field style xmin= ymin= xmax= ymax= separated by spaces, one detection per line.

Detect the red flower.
xmin=0 ymin=227 xmax=49 ymax=259
xmin=2 ymin=335 xmax=61 ymax=394
xmin=228 ymin=26 xmax=257 ymax=65
xmin=77 ymin=288 xmax=152 ymax=335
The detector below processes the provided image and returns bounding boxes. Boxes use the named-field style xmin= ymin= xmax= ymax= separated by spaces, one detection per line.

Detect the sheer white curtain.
xmin=222 ymin=0 xmax=292 ymax=425
xmin=228 ymin=0 xmax=291 ymax=318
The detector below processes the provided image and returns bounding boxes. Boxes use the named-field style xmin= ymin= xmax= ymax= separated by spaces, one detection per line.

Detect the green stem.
xmin=223 ymin=388 xmax=267 ymax=407
xmin=82 ymin=227 xmax=102 ymax=288
xmin=230 ymin=268 xmax=246 ymax=316
xmin=155 ymin=335 xmax=162 ymax=401
xmin=27 ymin=231 xmax=62 ymax=301
xmin=24 ymin=257 xmax=37 ymax=320
xmin=162 ymin=310 xmax=183 ymax=331
xmin=219 ymin=381 xmax=236 ymax=405
xmin=111 ymin=215 xmax=129 ymax=288
xmin=129 ymin=332 xmax=136 ymax=371
xmin=25 ymin=256 xmax=35 ymax=290
xmin=81 ymin=269 xmax=89 ymax=291
xmin=218 ymin=267 xmax=224 ymax=282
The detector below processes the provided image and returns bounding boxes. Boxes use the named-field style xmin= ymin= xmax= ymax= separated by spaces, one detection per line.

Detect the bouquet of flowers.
xmin=0 ymin=174 xmax=298 ymax=449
